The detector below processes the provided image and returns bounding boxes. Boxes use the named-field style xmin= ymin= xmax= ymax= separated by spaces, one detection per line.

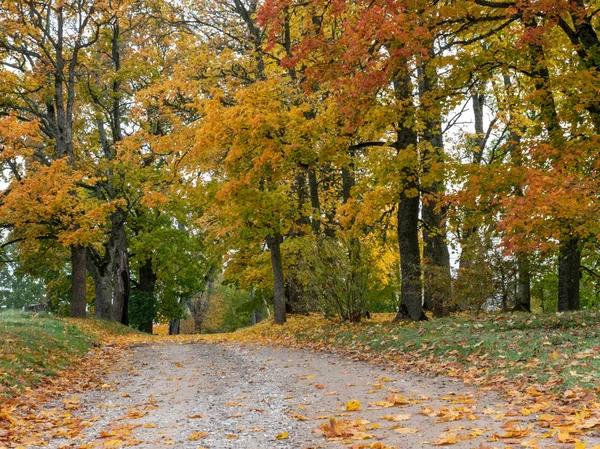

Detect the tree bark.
xmin=558 ymin=237 xmax=581 ymax=311
xmin=87 ymin=210 xmax=131 ymax=322
xmin=70 ymin=245 xmax=87 ymax=318
xmin=418 ymin=49 xmax=451 ymax=317
xmin=266 ymin=233 xmax=286 ymax=324
xmin=112 ymin=216 xmax=130 ymax=324
xmin=503 ymin=75 xmax=532 ymax=314
xmin=392 ymin=68 xmax=426 ymax=322
xmin=341 ymin=157 xmax=355 ymax=205
xmin=138 ymin=258 xmax=156 ymax=333
xmin=395 ymin=188 xmax=425 ymax=322
xmin=286 ymin=168 xmax=309 ymax=313
xmin=512 ymin=254 xmax=531 ymax=312
xmin=87 ymin=256 xmax=113 ymax=320
xmin=169 ymin=319 xmax=180 ymax=335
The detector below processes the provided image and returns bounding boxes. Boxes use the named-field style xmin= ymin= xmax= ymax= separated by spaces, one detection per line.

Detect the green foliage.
xmin=364 ymin=284 xmax=397 ymax=313
xmin=128 ymin=290 xmax=157 ymax=331
xmin=0 ymin=262 xmax=46 ymax=311
xmin=45 ymin=271 xmax=72 ymax=316
xmin=128 ymin=207 xmax=208 ymax=325
xmin=156 ymin=294 xmax=187 ymax=324
xmin=201 ymin=285 xmax=265 ymax=333
xmin=531 ymin=258 xmax=559 ymax=313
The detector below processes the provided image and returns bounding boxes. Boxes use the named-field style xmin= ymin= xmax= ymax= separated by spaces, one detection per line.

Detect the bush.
xmin=292 ymin=236 xmax=372 ymax=321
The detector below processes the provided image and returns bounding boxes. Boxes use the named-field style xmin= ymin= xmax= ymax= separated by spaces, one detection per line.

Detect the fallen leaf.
xmin=346 ymin=400 xmax=361 ymax=411
xmin=188 ymin=432 xmax=209 ymax=441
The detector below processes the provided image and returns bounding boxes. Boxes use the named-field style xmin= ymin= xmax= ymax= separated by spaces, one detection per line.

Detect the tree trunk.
xmin=558 ymin=237 xmax=580 ymax=311
xmin=392 ymin=68 xmax=425 ymax=323
xmin=112 ymin=215 xmax=130 ymax=324
xmin=394 ymin=189 xmax=425 ymax=322
xmin=138 ymin=258 xmax=156 ymax=333
xmin=267 ymin=233 xmax=286 ymax=324
xmin=86 ymin=210 xmax=130 ymax=322
xmin=419 ymin=49 xmax=451 ymax=317
xmin=321 ymin=164 xmax=337 ymax=238
xmin=512 ymin=255 xmax=531 ymax=312
xmin=341 ymin=162 xmax=354 ymax=204
xmin=87 ymin=258 xmax=113 ymax=320
xmin=70 ymin=245 xmax=87 ymax=318
xmin=169 ymin=319 xmax=180 ymax=335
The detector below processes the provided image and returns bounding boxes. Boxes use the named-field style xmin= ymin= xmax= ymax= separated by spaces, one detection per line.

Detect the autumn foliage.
xmin=0 ymin=0 xmax=599 ymax=329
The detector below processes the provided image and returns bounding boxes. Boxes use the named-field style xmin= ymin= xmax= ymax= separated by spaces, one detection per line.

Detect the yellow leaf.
xmin=432 ymin=432 xmax=459 ymax=446
xmin=574 ymin=442 xmax=587 ymax=449
xmin=520 ymin=438 xmax=539 ymax=448
xmin=188 ymin=432 xmax=209 ymax=441
xmin=103 ymin=440 xmax=124 ymax=448
xmin=557 ymin=431 xmax=578 ymax=443
xmin=382 ymin=414 xmax=410 ymax=422
xmin=392 ymin=426 xmax=419 ymax=434
xmin=275 ymin=431 xmax=290 ymax=440
xmin=346 ymin=400 xmax=361 ymax=411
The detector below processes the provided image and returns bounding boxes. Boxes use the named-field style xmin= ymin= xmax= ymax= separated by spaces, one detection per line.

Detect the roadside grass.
xmin=217 ymin=310 xmax=600 ymax=396
xmin=0 ymin=310 xmax=141 ymax=398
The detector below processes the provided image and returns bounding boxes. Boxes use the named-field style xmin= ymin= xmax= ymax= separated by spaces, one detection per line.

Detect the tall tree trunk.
xmin=112 ymin=216 xmax=130 ymax=324
xmin=456 ymin=87 xmax=489 ymax=308
xmin=393 ymin=68 xmax=426 ymax=322
xmin=56 ymin=7 xmax=88 ymax=318
xmin=503 ymin=75 xmax=532 ymax=313
xmin=266 ymin=233 xmax=286 ymax=324
xmin=395 ymin=188 xmax=424 ymax=322
xmin=169 ymin=319 xmax=180 ymax=335
xmin=138 ymin=258 xmax=156 ymax=333
xmin=513 ymin=254 xmax=531 ymax=312
xmin=419 ymin=50 xmax=451 ymax=317
xmin=87 ymin=210 xmax=130 ymax=322
xmin=321 ymin=164 xmax=337 ymax=238
xmin=70 ymin=245 xmax=87 ymax=318
xmin=87 ymin=257 xmax=113 ymax=320
xmin=558 ymin=237 xmax=581 ymax=311
xmin=294 ymin=168 xmax=310 ymax=230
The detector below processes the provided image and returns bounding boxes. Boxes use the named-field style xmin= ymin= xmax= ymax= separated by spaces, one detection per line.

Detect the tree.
xmin=0 ymin=0 xmax=105 ymax=317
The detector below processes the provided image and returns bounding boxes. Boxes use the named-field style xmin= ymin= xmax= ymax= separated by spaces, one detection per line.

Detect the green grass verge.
xmin=0 ymin=310 xmax=93 ymax=397
xmin=284 ymin=311 xmax=600 ymax=393
xmin=0 ymin=310 xmax=141 ymax=398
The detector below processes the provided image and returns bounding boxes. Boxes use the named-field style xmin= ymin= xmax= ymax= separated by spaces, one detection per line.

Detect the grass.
xmin=0 ymin=310 xmax=141 ymax=398
xmin=218 ymin=310 xmax=600 ymax=396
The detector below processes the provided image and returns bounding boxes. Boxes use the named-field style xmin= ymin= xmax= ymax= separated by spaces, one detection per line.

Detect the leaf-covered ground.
xmin=2 ymin=311 xmax=600 ymax=448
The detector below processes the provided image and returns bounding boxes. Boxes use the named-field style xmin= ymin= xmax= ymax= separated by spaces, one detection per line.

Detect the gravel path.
xmin=33 ymin=342 xmax=600 ymax=448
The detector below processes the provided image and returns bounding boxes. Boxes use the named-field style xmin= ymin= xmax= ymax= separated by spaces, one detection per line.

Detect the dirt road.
xmin=32 ymin=342 xmax=599 ymax=448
